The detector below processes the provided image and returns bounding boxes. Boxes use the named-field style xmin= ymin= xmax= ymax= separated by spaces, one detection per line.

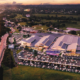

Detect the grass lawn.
xmin=65 ymin=22 xmax=80 ymax=29
xmin=18 ymin=22 xmax=27 ymax=26
xmin=41 ymin=19 xmax=57 ymax=23
xmin=16 ymin=50 xmax=21 ymax=54
xmin=14 ymin=14 xmax=25 ymax=19
xmin=32 ymin=14 xmax=80 ymax=18
xmin=32 ymin=25 xmax=48 ymax=31
xmin=3 ymin=65 xmax=80 ymax=80
xmin=13 ymin=28 xmax=19 ymax=33
xmin=57 ymin=22 xmax=80 ymax=30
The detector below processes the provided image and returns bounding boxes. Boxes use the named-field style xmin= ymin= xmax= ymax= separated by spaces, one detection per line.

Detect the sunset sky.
xmin=0 ymin=0 xmax=80 ymax=5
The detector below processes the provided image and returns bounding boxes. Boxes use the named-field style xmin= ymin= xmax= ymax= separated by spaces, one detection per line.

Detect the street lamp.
xmin=48 ymin=29 xmax=49 ymax=31
xmin=41 ymin=27 xmax=43 ymax=30
xmin=78 ymin=34 xmax=79 ymax=36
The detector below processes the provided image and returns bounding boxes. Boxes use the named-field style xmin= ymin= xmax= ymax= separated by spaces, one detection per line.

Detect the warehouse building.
xmin=18 ymin=35 xmax=40 ymax=47
xmin=18 ymin=33 xmax=62 ymax=50
xmin=51 ymin=35 xmax=80 ymax=54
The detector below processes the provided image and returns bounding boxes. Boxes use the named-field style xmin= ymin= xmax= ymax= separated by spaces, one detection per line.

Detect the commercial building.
xmin=18 ymin=35 xmax=40 ymax=47
xmin=22 ymin=28 xmax=37 ymax=33
xmin=17 ymin=32 xmax=80 ymax=54
xmin=51 ymin=35 xmax=80 ymax=54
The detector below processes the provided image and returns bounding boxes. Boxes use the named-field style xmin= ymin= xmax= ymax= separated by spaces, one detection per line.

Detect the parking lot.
xmin=17 ymin=50 xmax=80 ymax=73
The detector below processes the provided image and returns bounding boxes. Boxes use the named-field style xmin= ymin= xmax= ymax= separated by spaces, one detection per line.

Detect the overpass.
xmin=0 ymin=33 xmax=9 ymax=66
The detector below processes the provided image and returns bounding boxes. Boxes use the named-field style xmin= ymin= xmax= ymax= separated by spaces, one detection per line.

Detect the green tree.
xmin=33 ymin=50 xmax=38 ymax=56
xmin=2 ymin=49 xmax=16 ymax=68
xmin=13 ymin=38 xmax=16 ymax=44
xmin=24 ymin=46 xmax=29 ymax=50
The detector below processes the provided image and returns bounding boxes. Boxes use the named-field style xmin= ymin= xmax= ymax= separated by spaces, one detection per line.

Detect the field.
xmin=41 ymin=19 xmax=57 ymax=23
xmin=65 ymin=22 xmax=80 ymax=29
xmin=32 ymin=25 xmax=49 ymax=31
xmin=32 ymin=14 xmax=80 ymax=30
xmin=18 ymin=22 xmax=27 ymax=26
xmin=13 ymin=28 xmax=19 ymax=33
xmin=32 ymin=14 xmax=80 ymax=18
xmin=13 ymin=13 xmax=80 ymax=30
xmin=3 ymin=65 xmax=80 ymax=80
xmin=14 ymin=14 xmax=26 ymax=19
xmin=16 ymin=50 xmax=21 ymax=54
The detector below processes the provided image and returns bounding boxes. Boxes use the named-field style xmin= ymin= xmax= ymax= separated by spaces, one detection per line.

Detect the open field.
xmin=65 ymin=22 xmax=80 ymax=29
xmin=16 ymin=50 xmax=21 ymax=54
xmin=18 ymin=22 xmax=27 ymax=26
xmin=41 ymin=19 xmax=57 ymax=23
xmin=14 ymin=14 xmax=26 ymax=19
xmin=32 ymin=25 xmax=48 ymax=31
xmin=13 ymin=28 xmax=19 ymax=33
xmin=32 ymin=14 xmax=80 ymax=18
xmin=59 ymin=22 xmax=80 ymax=30
xmin=3 ymin=65 xmax=80 ymax=80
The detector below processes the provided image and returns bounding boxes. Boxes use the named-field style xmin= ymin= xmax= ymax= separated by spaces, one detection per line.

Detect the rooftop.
xmin=67 ymin=27 xmax=80 ymax=31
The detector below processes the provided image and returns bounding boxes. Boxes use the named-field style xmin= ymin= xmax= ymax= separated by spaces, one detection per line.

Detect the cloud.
xmin=0 ymin=0 xmax=6 ymax=1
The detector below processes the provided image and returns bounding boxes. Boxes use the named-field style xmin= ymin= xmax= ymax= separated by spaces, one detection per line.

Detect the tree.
xmin=29 ymin=49 xmax=33 ymax=52
xmin=17 ymin=26 xmax=22 ymax=31
xmin=27 ymin=34 xmax=30 ymax=37
xmin=23 ymin=35 xmax=27 ymax=38
xmin=13 ymin=38 xmax=16 ymax=44
xmin=2 ymin=49 xmax=15 ymax=68
xmin=69 ymin=31 xmax=76 ymax=35
xmin=33 ymin=50 xmax=37 ymax=56
xmin=0 ymin=14 xmax=11 ymax=38
xmin=24 ymin=46 xmax=29 ymax=50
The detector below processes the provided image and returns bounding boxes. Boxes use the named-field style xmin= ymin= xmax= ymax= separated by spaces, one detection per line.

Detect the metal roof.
xmin=78 ymin=37 xmax=80 ymax=46
xmin=77 ymin=46 xmax=80 ymax=50
xmin=51 ymin=35 xmax=65 ymax=48
xmin=62 ymin=35 xmax=78 ymax=44
xmin=67 ymin=43 xmax=77 ymax=50
xmin=51 ymin=34 xmax=79 ymax=50
xmin=31 ymin=36 xmax=40 ymax=46
xmin=21 ymin=35 xmax=40 ymax=44
xmin=61 ymin=43 xmax=68 ymax=49
xmin=67 ymin=27 xmax=80 ymax=31
xmin=45 ymin=40 xmax=51 ymax=46
xmin=27 ymin=37 xmax=35 ymax=43
xmin=42 ymin=38 xmax=49 ymax=44
xmin=59 ymin=41 xmax=63 ymax=46
xmin=35 ymin=33 xmax=63 ymax=37
xmin=22 ymin=39 xmax=27 ymax=42
xmin=35 ymin=35 xmax=50 ymax=46
xmin=44 ymin=35 xmax=57 ymax=46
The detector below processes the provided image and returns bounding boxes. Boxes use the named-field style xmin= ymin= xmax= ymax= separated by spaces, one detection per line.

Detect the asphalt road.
xmin=0 ymin=33 xmax=9 ymax=66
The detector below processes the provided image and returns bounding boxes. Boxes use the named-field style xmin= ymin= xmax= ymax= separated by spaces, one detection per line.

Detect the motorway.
xmin=0 ymin=33 xmax=9 ymax=66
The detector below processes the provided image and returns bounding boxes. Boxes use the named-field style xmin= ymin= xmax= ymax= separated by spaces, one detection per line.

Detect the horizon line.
xmin=1 ymin=3 xmax=80 ymax=5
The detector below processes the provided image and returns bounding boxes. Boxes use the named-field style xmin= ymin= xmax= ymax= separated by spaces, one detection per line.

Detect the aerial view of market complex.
xmin=1 ymin=4 xmax=80 ymax=80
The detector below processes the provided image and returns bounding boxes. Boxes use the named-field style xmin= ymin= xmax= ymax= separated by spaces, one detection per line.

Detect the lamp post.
xmin=41 ymin=27 xmax=43 ymax=30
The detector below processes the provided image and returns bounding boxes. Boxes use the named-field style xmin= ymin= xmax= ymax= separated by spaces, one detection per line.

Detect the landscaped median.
xmin=16 ymin=49 xmax=22 ymax=54
xmin=2 ymin=65 xmax=80 ymax=80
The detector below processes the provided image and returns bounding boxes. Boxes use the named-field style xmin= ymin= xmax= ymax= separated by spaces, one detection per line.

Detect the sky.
xmin=0 ymin=0 xmax=80 ymax=5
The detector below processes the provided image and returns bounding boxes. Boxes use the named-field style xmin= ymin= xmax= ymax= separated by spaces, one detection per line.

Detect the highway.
xmin=0 ymin=33 xmax=9 ymax=66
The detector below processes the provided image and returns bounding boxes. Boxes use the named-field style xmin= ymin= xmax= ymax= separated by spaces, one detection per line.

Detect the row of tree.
xmin=2 ymin=48 xmax=16 ymax=68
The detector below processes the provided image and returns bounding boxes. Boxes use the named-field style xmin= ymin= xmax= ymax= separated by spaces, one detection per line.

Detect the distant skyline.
xmin=0 ymin=0 xmax=80 ymax=5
